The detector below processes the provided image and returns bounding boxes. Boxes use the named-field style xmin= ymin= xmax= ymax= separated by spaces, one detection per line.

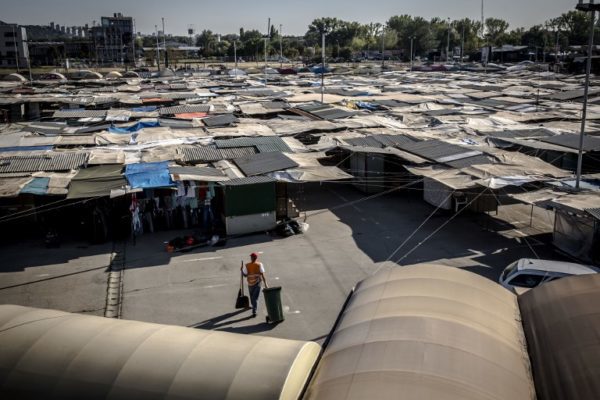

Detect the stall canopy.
xmin=305 ymin=264 xmax=536 ymax=400
xmin=0 ymin=305 xmax=321 ymax=400
xmin=125 ymin=161 xmax=174 ymax=189
xmin=519 ymin=274 xmax=600 ymax=400
xmin=67 ymin=164 xmax=127 ymax=199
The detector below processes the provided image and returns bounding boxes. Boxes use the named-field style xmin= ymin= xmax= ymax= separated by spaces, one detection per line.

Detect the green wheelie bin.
xmin=263 ymin=286 xmax=284 ymax=324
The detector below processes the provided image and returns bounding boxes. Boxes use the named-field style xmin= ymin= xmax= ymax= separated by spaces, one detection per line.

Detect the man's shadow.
xmin=189 ymin=309 xmax=278 ymax=333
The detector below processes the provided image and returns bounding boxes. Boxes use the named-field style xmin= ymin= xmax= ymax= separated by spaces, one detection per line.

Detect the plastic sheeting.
xmin=125 ymin=161 xmax=174 ymax=189
xmin=20 ymin=177 xmax=50 ymax=195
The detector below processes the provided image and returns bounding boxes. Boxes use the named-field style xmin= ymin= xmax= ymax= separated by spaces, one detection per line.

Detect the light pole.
xmin=12 ymin=25 xmax=20 ymax=72
xmin=446 ymin=18 xmax=451 ymax=62
xmin=381 ymin=26 xmax=386 ymax=68
xmin=155 ymin=25 xmax=160 ymax=71
xmin=410 ymin=36 xmax=415 ymax=71
xmin=575 ymin=0 xmax=600 ymax=189
xmin=162 ymin=17 xmax=167 ymax=68
xmin=234 ymin=40 xmax=237 ymax=77
xmin=279 ymin=24 xmax=283 ymax=68
xmin=321 ymin=31 xmax=326 ymax=103
xmin=461 ymin=22 xmax=465 ymax=63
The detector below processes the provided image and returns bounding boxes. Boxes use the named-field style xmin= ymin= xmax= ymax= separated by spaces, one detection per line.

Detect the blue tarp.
xmin=124 ymin=161 xmax=174 ymax=189
xmin=108 ymin=120 xmax=160 ymax=134
xmin=0 ymin=146 xmax=53 ymax=152
xmin=130 ymin=106 xmax=158 ymax=112
xmin=311 ymin=66 xmax=330 ymax=74
xmin=20 ymin=177 xmax=50 ymax=195
xmin=355 ymin=101 xmax=381 ymax=111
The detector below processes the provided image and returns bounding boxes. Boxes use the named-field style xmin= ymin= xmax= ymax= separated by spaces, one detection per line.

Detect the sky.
xmin=2 ymin=0 xmax=577 ymax=36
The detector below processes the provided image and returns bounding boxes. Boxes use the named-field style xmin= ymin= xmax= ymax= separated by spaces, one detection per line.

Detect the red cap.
xmin=250 ymin=252 xmax=258 ymax=259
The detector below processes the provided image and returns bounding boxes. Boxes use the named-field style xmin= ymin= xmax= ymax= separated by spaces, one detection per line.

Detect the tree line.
xmin=139 ymin=10 xmax=597 ymax=61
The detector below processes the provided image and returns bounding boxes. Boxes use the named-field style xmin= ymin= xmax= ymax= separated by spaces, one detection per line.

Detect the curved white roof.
xmin=0 ymin=305 xmax=320 ymax=400
xmin=305 ymin=264 xmax=536 ymax=400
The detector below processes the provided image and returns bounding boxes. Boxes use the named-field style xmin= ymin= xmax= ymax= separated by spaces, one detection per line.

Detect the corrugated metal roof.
xmin=0 ymin=152 xmax=88 ymax=173
xmin=586 ymin=208 xmax=600 ymax=220
xmin=159 ymin=104 xmax=211 ymax=115
xmin=219 ymin=176 xmax=276 ymax=186
xmin=202 ymin=114 xmax=238 ymax=127
xmin=539 ymin=134 xmax=600 ymax=152
xmin=53 ymin=109 xmax=108 ymax=119
xmin=179 ymin=146 xmax=256 ymax=163
xmin=344 ymin=137 xmax=386 ymax=148
xmin=233 ymin=151 xmax=298 ymax=176
xmin=214 ymin=137 xmax=292 ymax=153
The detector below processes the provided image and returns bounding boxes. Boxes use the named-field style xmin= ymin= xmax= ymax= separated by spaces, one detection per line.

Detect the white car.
xmin=499 ymin=258 xmax=599 ymax=293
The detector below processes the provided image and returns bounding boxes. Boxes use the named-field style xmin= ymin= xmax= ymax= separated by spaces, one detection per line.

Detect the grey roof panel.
xmin=0 ymin=152 xmax=88 ymax=173
xmin=585 ymin=208 xmax=600 ymax=220
xmin=214 ymin=137 xmax=292 ymax=153
xmin=169 ymin=166 xmax=225 ymax=177
xmin=52 ymin=109 xmax=108 ymax=119
xmin=344 ymin=137 xmax=386 ymax=148
xmin=180 ymin=146 xmax=256 ymax=163
xmin=445 ymin=154 xmax=493 ymax=168
xmin=233 ymin=151 xmax=299 ymax=176
xmin=219 ymin=176 xmax=276 ymax=186
xmin=539 ymin=134 xmax=600 ymax=152
xmin=397 ymin=139 xmax=482 ymax=163
xmin=159 ymin=104 xmax=211 ymax=115
xmin=202 ymin=114 xmax=238 ymax=127
xmin=486 ymin=128 xmax=554 ymax=139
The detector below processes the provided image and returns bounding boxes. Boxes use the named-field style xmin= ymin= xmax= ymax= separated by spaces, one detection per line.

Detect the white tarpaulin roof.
xmin=305 ymin=265 xmax=536 ymax=400
xmin=0 ymin=305 xmax=320 ymax=400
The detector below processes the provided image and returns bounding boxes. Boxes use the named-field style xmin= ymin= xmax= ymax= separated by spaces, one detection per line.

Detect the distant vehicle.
xmin=499 ymin=258 xmax=599 ymax=293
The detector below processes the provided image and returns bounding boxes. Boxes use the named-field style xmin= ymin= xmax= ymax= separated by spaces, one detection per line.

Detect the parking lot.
xmin=0 ymin=183 xmax=559 ymax=342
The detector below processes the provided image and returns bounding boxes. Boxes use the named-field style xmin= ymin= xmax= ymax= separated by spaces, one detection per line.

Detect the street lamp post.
xmin=575 ymin=1 xmax=600 ymax=189
xmin=279 ymin=24 xmax=283 ymax=68
xmin=381 ymin=26 xmax=385 ymax=68
xmin=446 ymin=18 xmax=451 ymax=62
xmin=321 ymin=31 xmax=326 ymax=103
xmin=410 ymin=36 xmax=415 ymax=71
xmin=155 ymin=25 xmax=160 ymax=71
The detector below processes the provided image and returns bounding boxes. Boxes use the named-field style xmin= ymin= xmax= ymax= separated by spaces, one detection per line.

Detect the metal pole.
xmin=132 ymin=19 xmax=136 ymax=67
xmin=410 ymin=36 xmax=414 ymax=71
xmin=12 ymin=25 xmax=20 ymax=72
xmin=155 ymin=25 xmax=160 ymax=71
xmin=321 ymin=32 xmax=325 ymax=104
xmin=162 ymin=17 xmax=167 ymax=68
xmin=381 ymin=26 xmax=385 ymax=68
xmin=576 ymin=10 xmax=596 ymax=189
xmin=446 ymin=18 xmax=451 ymax=62
xmin=234 ymin=40 xmax=237 ymax=77
xmin=265 ymin=17 xmax=269 ymax=86
xmin=461 ymin=23 xmax=465 ymax=63
xmin=280 ymin=24 xmax=283 ymax=68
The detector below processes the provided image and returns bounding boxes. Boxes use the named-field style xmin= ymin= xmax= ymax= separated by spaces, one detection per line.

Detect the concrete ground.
xmin=0 ymin=183 xmax=560 ymax=343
